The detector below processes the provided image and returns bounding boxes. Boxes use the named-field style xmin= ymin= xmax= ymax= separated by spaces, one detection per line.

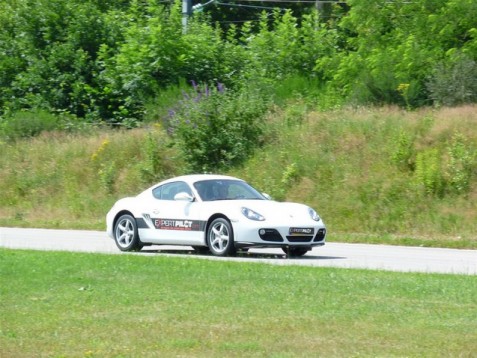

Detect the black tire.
xmin=207 ymin=218 xmax=236 ymax=256
xmin=282 ymin=246 xmax=309 ymax=257
xmin=113 ymin=214 xmax=143 ymax=252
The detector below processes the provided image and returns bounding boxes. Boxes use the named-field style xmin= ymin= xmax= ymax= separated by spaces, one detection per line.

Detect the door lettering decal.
xmin=153 ymin=218 xmax=206 ymax=231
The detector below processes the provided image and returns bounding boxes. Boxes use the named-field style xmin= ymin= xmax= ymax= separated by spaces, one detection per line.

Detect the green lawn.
xmin=1 ymin=249 xmax=476 ymax=357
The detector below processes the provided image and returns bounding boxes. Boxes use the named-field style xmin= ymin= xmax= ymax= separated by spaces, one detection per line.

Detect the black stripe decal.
xmin=136 ymin=218 xmax=148 ymax=229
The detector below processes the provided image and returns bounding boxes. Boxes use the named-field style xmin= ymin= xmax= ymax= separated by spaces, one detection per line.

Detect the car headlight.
xmin=308 ymin=207 xmax=321 ymax=221
xmin=241 ymin=207 xmax=265 ymax=221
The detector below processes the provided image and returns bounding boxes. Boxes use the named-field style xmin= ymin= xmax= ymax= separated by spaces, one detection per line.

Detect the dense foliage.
xmin=1 ymin=0 xmax=476 ymax=125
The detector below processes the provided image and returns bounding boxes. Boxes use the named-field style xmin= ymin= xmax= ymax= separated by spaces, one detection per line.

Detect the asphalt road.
xmin=1 ymin=227 xmax=476 ymax=275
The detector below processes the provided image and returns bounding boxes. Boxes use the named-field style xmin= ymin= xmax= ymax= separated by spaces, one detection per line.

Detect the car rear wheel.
xmin=282 ymin=246 xmax=309 ymax=257
xmin=207 ymin=218 xmax=236 ymax=256
xmin=114 ymin=214 xmax=143 ymax=251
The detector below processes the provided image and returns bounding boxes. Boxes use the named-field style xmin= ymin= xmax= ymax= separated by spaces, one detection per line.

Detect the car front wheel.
xmin=207 ymin=218 xmax=236 ymax=256
xmin=114 ymin=214 xmax=143 ymax=251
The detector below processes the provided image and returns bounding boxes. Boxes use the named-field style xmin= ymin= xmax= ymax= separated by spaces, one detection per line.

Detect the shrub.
xmin=0 ymin=110 xmax=61 ymax=140
xmin=168 ymin=83 xmax=269 ymax=173
xmin=427 ymin=55 xmax=477 ymax=106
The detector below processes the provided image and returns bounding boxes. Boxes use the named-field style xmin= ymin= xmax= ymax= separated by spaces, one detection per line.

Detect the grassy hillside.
xmin=1 ymin=106 xmax=476 ymax=248
xmin=234 ymin=105 xmax=477 ymax=248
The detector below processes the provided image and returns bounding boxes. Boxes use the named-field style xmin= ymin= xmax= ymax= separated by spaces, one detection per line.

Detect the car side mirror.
xmin=174 ymin=192 xmax=194 ymax=202
xmin=262 ymin=193 xmax=272 ymax=200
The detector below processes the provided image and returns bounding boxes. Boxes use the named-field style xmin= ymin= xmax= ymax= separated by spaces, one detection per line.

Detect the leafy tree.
xmin=0 ymin=0 xmax=129 ymax=120
xmin=319 ymin=0 xmax=477 ymax=107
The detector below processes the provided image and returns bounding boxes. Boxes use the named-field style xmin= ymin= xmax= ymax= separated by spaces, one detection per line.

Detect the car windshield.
xmin=194 ymin=179 xmax=266 ymax=202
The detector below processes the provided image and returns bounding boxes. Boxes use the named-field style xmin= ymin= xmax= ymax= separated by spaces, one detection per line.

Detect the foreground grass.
xmin=1 ymin=249 xmax=476 ymax=357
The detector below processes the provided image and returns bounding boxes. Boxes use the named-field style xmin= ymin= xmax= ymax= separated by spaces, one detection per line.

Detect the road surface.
xmin=1 ymin=227 xmax=476 ymax=275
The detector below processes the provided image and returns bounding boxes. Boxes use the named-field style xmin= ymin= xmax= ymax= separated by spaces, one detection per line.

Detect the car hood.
xmin=209 ymin=199 xmax=319 ymax=222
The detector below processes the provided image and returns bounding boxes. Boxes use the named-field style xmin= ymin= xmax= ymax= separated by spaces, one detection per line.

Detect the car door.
xmin=138 ymin=181 xmax=205 ymax=245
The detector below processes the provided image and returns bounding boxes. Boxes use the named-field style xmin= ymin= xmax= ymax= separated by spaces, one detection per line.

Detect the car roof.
xmin=158 ymin=174 xmax=242 ymax=186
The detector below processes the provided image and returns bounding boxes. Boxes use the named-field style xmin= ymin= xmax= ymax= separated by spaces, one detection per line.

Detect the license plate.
xmin=289 ymin=227 xmax=314 ymax=235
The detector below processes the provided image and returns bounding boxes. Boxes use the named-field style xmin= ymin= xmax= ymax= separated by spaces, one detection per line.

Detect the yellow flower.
xmin=397 ymin=83 xmax=410 ymax=94
xmin=91 ymin=138 xmax=110 ymax=162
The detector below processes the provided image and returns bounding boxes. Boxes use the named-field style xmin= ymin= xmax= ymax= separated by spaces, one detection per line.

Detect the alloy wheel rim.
xmin=210 ymin=222 xmax=229 ymax=253
xmin=116 ymin=219 xmax=134 ymax=248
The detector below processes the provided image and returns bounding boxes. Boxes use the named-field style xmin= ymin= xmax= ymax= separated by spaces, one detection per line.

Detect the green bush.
xmin=168 ymin=83 xmax=269 ymax=172
xmin=427 ymin=55 xmax=477 ymax=106
xmin=0 ymin=110 xmax=61 ymax=140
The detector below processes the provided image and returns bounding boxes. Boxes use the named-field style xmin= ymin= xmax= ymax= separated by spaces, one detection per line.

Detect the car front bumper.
xmin=231 ymin=218 xmax=326 ymax=249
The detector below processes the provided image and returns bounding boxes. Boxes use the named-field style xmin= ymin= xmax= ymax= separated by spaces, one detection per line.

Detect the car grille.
xmin=259 ymin=229 xmax=284 ymax=242
xmin=286 ymin=236 xmax=313 ymax=243
xmin=314 ymin=228 xmax=327 ymax=242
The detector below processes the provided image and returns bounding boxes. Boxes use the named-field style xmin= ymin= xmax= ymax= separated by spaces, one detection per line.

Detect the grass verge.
xmin=1 ymin=249 xmax=476 ymax=357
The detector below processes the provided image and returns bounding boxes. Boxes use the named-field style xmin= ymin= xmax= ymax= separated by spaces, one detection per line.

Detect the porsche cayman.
xmin=106 ymin=174 xmax=326 ymax=256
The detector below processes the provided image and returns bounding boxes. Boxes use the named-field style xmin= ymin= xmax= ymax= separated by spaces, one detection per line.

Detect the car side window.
xmin=152 ymin=186 xmax=162 ymax=199
xmin=152 ymin=181 xmax=192 ymax=200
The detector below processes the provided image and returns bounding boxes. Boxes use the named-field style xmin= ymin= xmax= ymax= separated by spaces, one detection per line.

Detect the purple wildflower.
xmin=194 ymin=92 xmax=202 ymax=102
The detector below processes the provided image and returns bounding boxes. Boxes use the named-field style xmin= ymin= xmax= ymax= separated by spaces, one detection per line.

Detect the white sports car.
xmin=106 ymin=174 xmax=326 ymax=256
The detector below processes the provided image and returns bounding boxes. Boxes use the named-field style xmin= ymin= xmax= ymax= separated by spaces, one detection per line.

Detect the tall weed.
xmin=390 ymin=130 xmax=415 ymax=170
xmin=139 ymin=132 xmax=165 ymax=183
xmin=413 ymin=148 xmax=444 ymax=197
xmin=445 ymin=133 xmax=476 ymax=195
